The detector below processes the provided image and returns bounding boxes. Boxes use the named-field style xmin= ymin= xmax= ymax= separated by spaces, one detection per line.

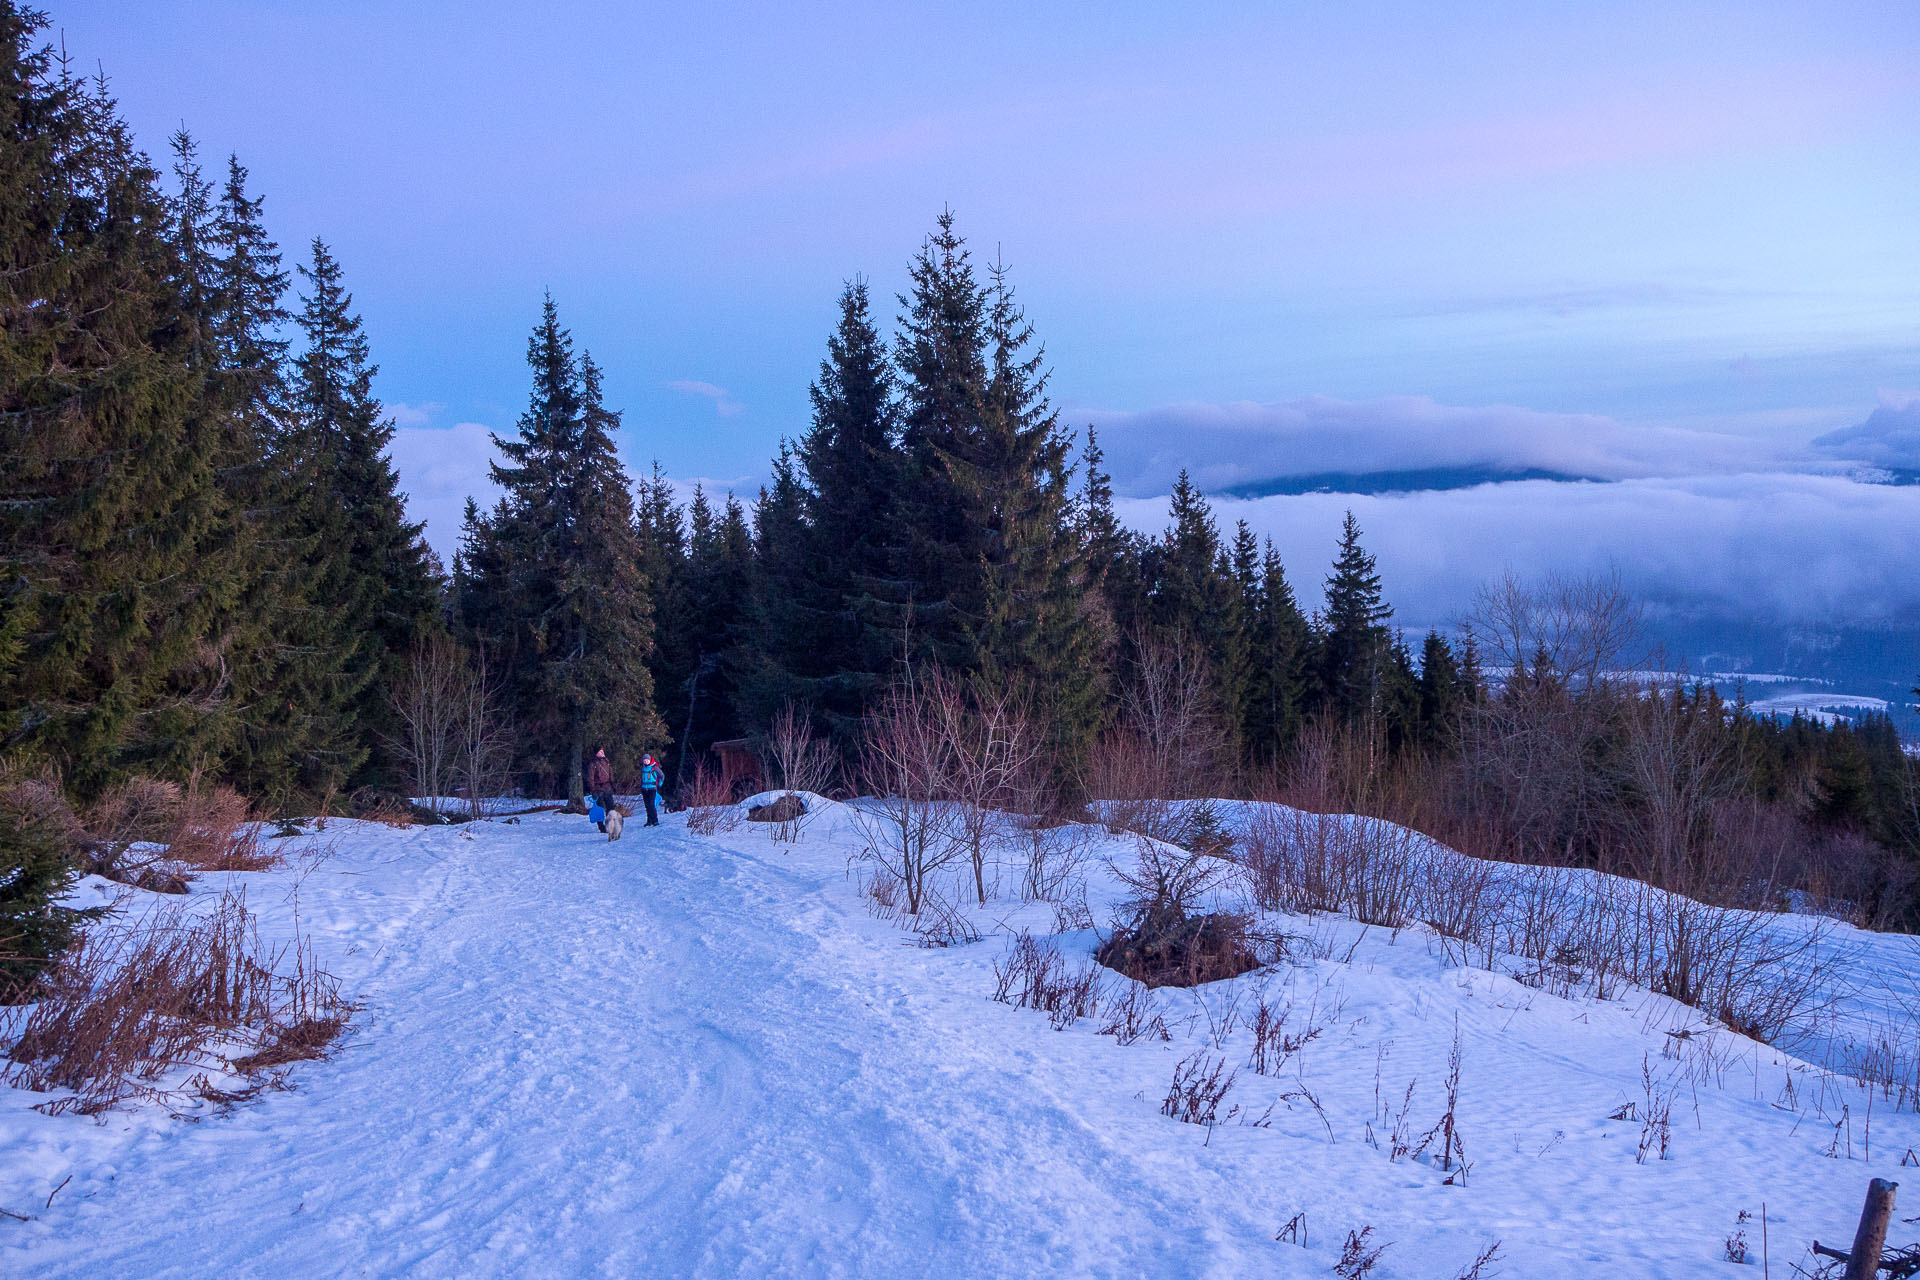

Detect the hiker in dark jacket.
xmin=639 ymin=754 xmax=664 ymax=827
xmin=588 ymin=748 xmax=615 ymax=831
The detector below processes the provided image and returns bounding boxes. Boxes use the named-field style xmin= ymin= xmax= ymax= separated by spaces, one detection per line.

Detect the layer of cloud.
xmin=1083 ymin=396 xmax=1774 ymax=498
xmin=386 ymin=400 xmax=445 ymax=428
xmin=1113 ymin=473 xmax=1920 ymax=633
xmin=388 ymin=422 xmax=504 ymax=561
xmin=1812 ymin=394 xmax=1920 ymax=471
xmin=667 ymin=380 xmax=744 ymax=418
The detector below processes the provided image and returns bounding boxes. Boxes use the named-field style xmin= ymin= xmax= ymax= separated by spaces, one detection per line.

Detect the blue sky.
xmin=63 ymin=1 xmax=1920 ymax=636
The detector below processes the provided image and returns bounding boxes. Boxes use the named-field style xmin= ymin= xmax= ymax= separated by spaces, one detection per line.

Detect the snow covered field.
xmin=4 ymin=799 xmax=1919 ymax=1278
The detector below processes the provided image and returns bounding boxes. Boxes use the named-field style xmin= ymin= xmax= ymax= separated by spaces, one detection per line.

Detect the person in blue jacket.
xmin=638 ymin=754 xmax=664 ymax=827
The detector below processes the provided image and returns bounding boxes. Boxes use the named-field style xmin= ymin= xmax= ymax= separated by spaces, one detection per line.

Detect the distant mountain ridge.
xmin=1218 ymin=466 xmax=1599 ymax=498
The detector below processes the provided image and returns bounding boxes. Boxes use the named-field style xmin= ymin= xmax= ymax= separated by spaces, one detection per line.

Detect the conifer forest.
xmin=3 ymin=0 xmax=1917 ymax=992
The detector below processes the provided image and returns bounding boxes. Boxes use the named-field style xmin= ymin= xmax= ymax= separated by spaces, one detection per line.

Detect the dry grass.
xmin=5 ymin=888 xmax=349 ymax=1114
xmin=683 ymin=763 xmax=742 ymax=836
xmin=166 ymin=779 xmax=275 ymax=871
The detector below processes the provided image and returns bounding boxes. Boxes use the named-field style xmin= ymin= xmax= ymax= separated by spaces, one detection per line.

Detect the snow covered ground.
xmin=3 ymin=799 xmax=1919 ymax=1278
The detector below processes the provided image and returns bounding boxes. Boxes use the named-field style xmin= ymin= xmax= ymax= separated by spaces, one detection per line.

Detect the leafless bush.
xmin=385 ymin=633 xmax=464 ymax=814
xmin=938 ymin=677 xmax=1045 ymax=904
xmin=1335 ymin=1226 xmax=1389 ymax=1278
xmin=456 ymin=647 xmax=513 ymax=820
xmin=1415 ymin=1024 xmax=1468 ymax=1180
xmin=1016 ymin=819 xmax=1099 ymax=903
xmin=854 ymin=668 xmax=965 ymax=915
xmin=1097 ymin=837 xmax=1260 ymax=987
xmin=86 ymin=777 xmax=183 ymax=850
xmin=768 ymin=702 xmax=838 ymax=797
xmin=859 ymin=865 xmax=901 ymax=918
xmin=1636 ymin=1055 xmax=1673 ymax=1164
xmin=1162 ymin=1051 xmax=1236 ymax=1128
xmin=683 ymin=763 xmax=743 ymax=836
xmin=993 ymin=933 xmax=1101 ymax=1027
xmin=1241 ymin=806 xmax=1418 ymax=927
xmin=1452 ymin=1239 xmax=1504 ymax=1280
xmin=1083 ymin=631 xmax=1235 ymax=840
xmin=1246 ymin=994 xmax=1324 ymax=1077
xmin=166 ymin=777 xmax=273 ymax=871
xmin=6 ymin=888 xmax=349 ymax=1114
xmin=1098 ymin=979 xmax=1170 ymax=1045
xmin=908 ymin=886 xmax=982 ymax=948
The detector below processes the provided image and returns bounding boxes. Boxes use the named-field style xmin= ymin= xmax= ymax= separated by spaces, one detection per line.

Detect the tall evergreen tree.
xmin=463 ymin=305 xmax=662 ymax=803
xmin=1416 ymin=629 xmax=1463 ymax=749
xmin=1320 ymin=511 xmax=1393 ymax=725
xmin=1248 ymin=541 xmax=1314 ymax=762
xmin=0 ymin=34 xmax=228 ymax=796
xmin=787 ymin=278 xmax=905 ymax=740
xmin=893 ymin=209 xmax=990 ymax=669
xmin=740 ymin=444 xmax=823 ymax=733
xmin=661 ymin=487 xmax=753 ymax=783
xmin=279 ymin=239 xmax=438 ymax=795
xmin=1146 ymin=472 xmax=1246 ymax=748
xmin=971 ymin=255 xmax=1100 ymax=755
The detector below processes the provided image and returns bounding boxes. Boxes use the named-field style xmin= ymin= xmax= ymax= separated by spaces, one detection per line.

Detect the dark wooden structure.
xmin=708 ymin=738 xmax=765 ymax=800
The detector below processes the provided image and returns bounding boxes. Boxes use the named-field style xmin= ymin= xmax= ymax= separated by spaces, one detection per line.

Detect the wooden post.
xmin=1845 ymin=1178 xmax=1898 ymax=1280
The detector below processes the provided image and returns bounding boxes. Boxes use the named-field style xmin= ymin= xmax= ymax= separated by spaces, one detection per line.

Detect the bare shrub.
xmin=907 ymin=886 xmax=982 ymax=949
xmin=768 ymin=703 xmax=838 ymax=796
xmin=765 ymin=703 xmax=837 ymax=843
xmin=1016 ymin=819 xmax=1099 ymax=904
xmin=1241 ymin=806 xmax=1417 ymax=927
xmin=1097 ymin=837 xmax=1259 ymax=988
xmin=1162 ymin=1051 xmax=1235 ymax=1128
xmin=683 ymin=763 xmax=743 ymax=837
xmin=167 ymin=777 xmax=273 ymax=871
xmin=992 ymin=933 xmax=1101 ymax=1027
xmin=1335 ymin=1226 xmax=1389 ymax=1278
xmin=456 ymin=647 xmax=513 ymax=820
xmin=859 ymin=864 xmax=901 ymax=918
xmin=1414 ymin=1023 xmax=1468 ymax=1180
xmin=385 ymin=633 xmax=465 ymax=815
xmin=1452 ymin=1239 xmax=1504 ymax=1280
xmin=6 ymin=888 xmax=349 ymax=1113
xmin=1246 ymin=994 xmax=1324 ymax=1076
xmin=853 ymin=668 xmax=965 ymax=915
xmin=1083 ymin=631 xmax=1234 ymax=841
xmin=86 ymin=777 xmax=183 ymax=850
xmin=1098 ymin=980 xmax=1169 ymax=1045
xmin=939 ymin=677 xmax=1045 ymax=904
xmin=1636 ymin=1055 xmax=1673 ymax=1164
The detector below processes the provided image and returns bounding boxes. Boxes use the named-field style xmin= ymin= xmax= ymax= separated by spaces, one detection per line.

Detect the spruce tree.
xmin=463 ymin=305 xmax=662 ymax=803
xmin=893 ymin=210 xmax=990 ymax=668
xmin=0 ymin=32 xmax=228 ymax=796
xmin=1146 ymin=472 xmax=1247 ymax=748
xmin=740 ymin=444 xmax=823 ymax=733
xmin=1416 ymin=629 xmax=1463 ymax=749
xmin=1378 ymin=631 xmax=1422 ymax=753
xmin=662 ymin=486 xmax=752 ymax=782
xmin=971 ymin=255 xmax=1100 ymax=756
xmin=794 ymin=278 xmax=907 ymax=738
xmin=280 ymin=239 xmax=438 ymax=796
xmin=1251 ymin=541 xmax=1313 ymax=761
xmin=206 ymin=155 xmax=317 ymax=803
xmin=1320 ymin=511 xmax=1393 ymax=726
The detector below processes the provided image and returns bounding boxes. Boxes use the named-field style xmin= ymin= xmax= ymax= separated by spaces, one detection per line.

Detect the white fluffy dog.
xmin=605 ymin=805 xmax=625 ymax=842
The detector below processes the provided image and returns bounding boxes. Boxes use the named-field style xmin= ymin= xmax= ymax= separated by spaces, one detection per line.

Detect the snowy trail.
xmin=11 ymin=806 xmax=1920 ymax=1278
xmin=6 ymin=816 xmax=1276 ymax=1279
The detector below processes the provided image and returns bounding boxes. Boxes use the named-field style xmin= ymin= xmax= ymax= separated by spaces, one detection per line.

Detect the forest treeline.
xmin=3 ymin=0 xmax=1917 ymax=982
